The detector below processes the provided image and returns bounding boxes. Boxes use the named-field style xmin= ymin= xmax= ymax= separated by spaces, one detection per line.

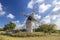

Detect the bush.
xmin=0 ymin=28 xmax=3 ymax=31
xmin=35 ymin=28 xmax=40 ymax=32
xmin=44 ymin=30 xmax=48 ymax=33
xmin=20 ymin=29 xmax=26 ymax=32
xmin=51 ymin=30 xmax=57 ymax=33
xmin=2 ymin=32 xmax=44 ymax=37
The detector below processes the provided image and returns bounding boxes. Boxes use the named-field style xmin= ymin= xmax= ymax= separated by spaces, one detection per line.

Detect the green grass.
xmin=0 ymin=34 xmax=60 ymax=40
xmin=0 ymin=32 xmax=60 ymax=40
xmin=3 ymin=32 xmax=60 ymax=37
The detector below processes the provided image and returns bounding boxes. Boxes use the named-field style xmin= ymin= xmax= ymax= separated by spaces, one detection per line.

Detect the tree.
xmin=0 ymin=28 xmax=3 ymax=31
xmin=48 ymin=24 xmax=56 ymax=30
xmin=38 ymin=23 xmax=56 ymax=34
xmin=35 ymin=28 xmax=40 ymax=32
xmin=20 ymin=29 xmax=26 ymax=32
xmin=3 ymin=22 xmax=16 ymax=31
xmin=48 ymin=24 xmax=56 ymax=33
xmin=39 ymin=24 xmax=48 ymax=32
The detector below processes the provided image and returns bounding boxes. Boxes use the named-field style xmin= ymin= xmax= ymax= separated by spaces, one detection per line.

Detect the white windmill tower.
xmin=21 ymin=12 xmax=41 ymax=32
xmin=26 ymin=13 xmax=35 ymax=32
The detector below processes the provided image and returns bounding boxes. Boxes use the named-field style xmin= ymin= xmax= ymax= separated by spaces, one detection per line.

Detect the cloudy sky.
xmin=0 ymin=0 xmax=60 ymax=30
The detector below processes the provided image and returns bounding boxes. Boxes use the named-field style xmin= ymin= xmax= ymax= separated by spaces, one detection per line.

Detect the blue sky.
xmin=0 ymin=0 xmax=30 ymax=28
xmin=0 ymin=0 xmax=60 ymax=30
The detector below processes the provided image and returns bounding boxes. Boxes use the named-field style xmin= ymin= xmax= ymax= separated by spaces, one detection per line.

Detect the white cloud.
xmin=0 ymin=11 xmax=5 ymax=15
xmin=51 ymin=13 xmax=60 ymax=30
xmin=12 ymin=20 xmax=22 ymax=29
xmin=27 ymin=0 xmax=51 ymax=13
xmin=12 ymin=20 xmax=26 ymax=30
xmin=51 ymin=15 xmax=60 ymax=20
xmin=42 ymin=15 xmax=51 ymax=24
xmin=36 ymin=0 xmax=44 ymax=3
xmin=41 ymin=15 xmax=60 ymax=30
xmin=39 ymin=3 xmax=51 ymax=13
xmin=27 ymin=0 xmax=44 ymax=9
xmin=52 ymin=0 xmax=60 ymax=12
xmin=55 ymin=18 xmax=60 ymax=30
xmin=42 ymin=15 xmax=60 ymax=23
xmin=0 ymin=3 xmax=5 ymax=16
xmin=13 ymin=20 xmax=20 ymax=23
xmin=34 ymin=14 xmax=41 ymax=19
xmin=27 ymin=0 xmax=34 ymax=9
xmin=27 ymin=0 xmax=60 ymax=30
xmin=0 ymin=3 xmax=2 ymax=11
xmin=51 ymin=15 xmax=57 ymax=20
xmin=7 ymin=13 xmax=15 ymax=19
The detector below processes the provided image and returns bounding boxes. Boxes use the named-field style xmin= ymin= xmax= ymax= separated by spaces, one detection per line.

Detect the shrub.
xmin=2 ymin=32 xmax=44 ymax=37
xmin=20 ymin=29 xmax=26 ymax=32
xmin=51 ymin=30 xmax=57 ymax=33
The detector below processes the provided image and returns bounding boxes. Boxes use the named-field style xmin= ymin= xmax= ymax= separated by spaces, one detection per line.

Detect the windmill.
xmin=20 ymin=3 xmax=42 ymax=32
xmin=20 ymin=12 xmax=41 ymax=32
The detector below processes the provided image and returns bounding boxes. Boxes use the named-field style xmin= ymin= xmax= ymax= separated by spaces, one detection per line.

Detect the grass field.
xmin=0 ymin=34 xmax=60 ymax=40
xmin=0 ymin=31 xmax=60 ymax=40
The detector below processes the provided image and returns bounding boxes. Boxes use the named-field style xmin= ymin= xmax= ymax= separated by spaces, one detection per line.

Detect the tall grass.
xmin=1 ymin=32 xmax=60 ymax=37
xmin=0 ymin=34 xmax=60 ymax=40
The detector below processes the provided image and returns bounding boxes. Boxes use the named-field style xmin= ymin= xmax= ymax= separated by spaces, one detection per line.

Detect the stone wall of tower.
xmin=26 ymin=20 xmax=34 ymax=32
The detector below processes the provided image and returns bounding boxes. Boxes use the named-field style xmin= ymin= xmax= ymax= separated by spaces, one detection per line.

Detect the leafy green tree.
xmin=39 ymin=24 xmax=48 ymax=32
xmin=0 ymin=28 xmax=3 ymax=31
xmin=9 ymin=22 xmax=16 ymax=30
xmin=48 ymin=24 xmax=56 ymax=33
xmin=3 ymin=22 xmax=16 ymax=31
xmin=20 ymin=29 xmax=26 ymax=32
xmin=35 ymin=28 xmax=40 ymax=32
xmin=48 ymin=24 xmax=56 ymax=30
xmin=38 ymin=23 xmax=56 ymax=34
